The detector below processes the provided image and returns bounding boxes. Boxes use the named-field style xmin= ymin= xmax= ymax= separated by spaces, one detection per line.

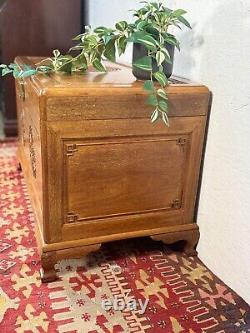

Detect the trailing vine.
xmin=0 ymin=1 xmax=191 ymax=126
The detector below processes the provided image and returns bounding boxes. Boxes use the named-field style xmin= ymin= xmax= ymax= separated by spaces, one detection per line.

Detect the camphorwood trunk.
xmin=15 ymin=56 xmax=210 ymax=282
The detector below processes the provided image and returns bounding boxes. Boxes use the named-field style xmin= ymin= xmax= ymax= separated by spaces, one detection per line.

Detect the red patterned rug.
xmin=0 ymin=141 xmax=249 ymax=333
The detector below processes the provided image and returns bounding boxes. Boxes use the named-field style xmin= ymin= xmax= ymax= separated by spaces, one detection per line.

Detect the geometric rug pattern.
xmin=0 ymin=141 xmax=249 ymax=332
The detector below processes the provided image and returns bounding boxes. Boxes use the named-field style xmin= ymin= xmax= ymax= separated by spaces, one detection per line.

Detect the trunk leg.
xmin=40 ymin=252 xmax=58 ymax=283
xmin=151 ymin=227 xmax=200 ymax=257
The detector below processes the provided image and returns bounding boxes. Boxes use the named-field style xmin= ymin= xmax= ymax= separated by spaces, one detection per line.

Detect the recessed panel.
xmin=64 ymin=137 xmax=188 ymax=223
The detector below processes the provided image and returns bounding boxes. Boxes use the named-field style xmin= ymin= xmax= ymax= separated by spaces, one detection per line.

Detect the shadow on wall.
xmin=199 ymin=0 xmax=250 ymax=90
xmin=173 ymin=23 xmax=204 ymax=79
xmin=176 ymin=0 xmax=250 ymax=84
xmin=174 ymin=0 xmax=250 ymax=112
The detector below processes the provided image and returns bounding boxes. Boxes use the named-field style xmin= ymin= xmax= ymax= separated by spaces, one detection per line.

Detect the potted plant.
xmin=0 ymin=1 xmax=191 ymax=125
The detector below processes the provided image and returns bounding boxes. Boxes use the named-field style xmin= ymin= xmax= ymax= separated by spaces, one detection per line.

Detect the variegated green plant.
xmin=0 ymin=1 xmax=191 ymax=126
xmin=128 ymin=1 xmax=191 ymax=124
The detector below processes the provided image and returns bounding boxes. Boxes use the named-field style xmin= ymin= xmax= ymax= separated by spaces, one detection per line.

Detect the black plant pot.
xmin=132 ymin=42 xmax=175 ymax=80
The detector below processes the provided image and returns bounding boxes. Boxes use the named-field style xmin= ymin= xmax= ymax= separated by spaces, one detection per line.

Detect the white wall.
xmin=88 ymin=0 xmax=250 ymax=304
xmin=88 ymin=0 xmax=141 ymax=63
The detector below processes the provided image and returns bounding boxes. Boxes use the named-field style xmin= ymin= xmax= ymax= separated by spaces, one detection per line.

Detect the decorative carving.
xmin=171 ymin=199 xmax=182 ymax=209
xmin=66 ymin=144 xmax=78 ymax=156
xmin=19 ymin=81 xmax=26 ymax=101
xmin=28 ymin=126 xmax=37 ymax=178
xmin=40 ymin=244 xmax=102 ymax=282
xmin=151 ymin=228 xmax=200 ymax=256
xmin=176 ymin=138 xmax=187 ymax=146
xmin=66 ymin=212 xmax=79 ymax=223
xmin=176 ymin=138 xmax=187 ymax=152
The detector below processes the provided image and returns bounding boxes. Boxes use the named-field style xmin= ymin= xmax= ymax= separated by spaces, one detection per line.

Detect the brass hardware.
xmin=66 ymin=213 xmax=78 ymax=223
xmin=176 ymin=138 xmax=187 ymax=146
xmin=66 ymin=144 xmax=78 ymax=156
xmin=176 ymin=138 xmax=187 ymax=152
xmin=171 ymin=199 xmax=181 ymax=209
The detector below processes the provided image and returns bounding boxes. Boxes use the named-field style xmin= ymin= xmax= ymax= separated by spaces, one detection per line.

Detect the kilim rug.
xmin=0 ymin=141 xmax=249 ymax=333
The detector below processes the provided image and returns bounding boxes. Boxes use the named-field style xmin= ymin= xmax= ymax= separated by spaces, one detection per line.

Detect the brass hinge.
xmin=66 ymin=144 xmax=78 ymax=157
xmin=66 ymin=213 xmax=78 ymax=223
xmin=171 ymin=199 xmax=182 ymax=209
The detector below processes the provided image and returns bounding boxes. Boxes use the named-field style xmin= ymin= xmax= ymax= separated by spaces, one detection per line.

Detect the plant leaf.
xmin=133 ymin=56 xmax=152 ymax=72
xmin=115 ymin=21 xmax=128 ymax=31
xmin=136 ymin=20 xmax=148 ymax=30
xmin=147 ymin=94 xmax=158 ymax=106
xmin=154 ymin=71 xmax=168 ymax=86
xmin=128 ymin=32 xmax=157 ymax=50
xmin=156 ymin=50 xmax=166 ymax=66
xmin=163 ymin=34 xmax=180 ymax=51
xmin=157 ymin=88 xmax=168 ymax=100
xmin=79 ymin=53 xmax=88 ymax=66
xmin=151 ymin=108 xmax=159 ymax=123
xmin=72 ymin=53 xmax=87 ymax=71
xmin=58 ymin=61 xmax=72 ymax=73
xmin=85 ymin=35 xmax=98 ymax=47
xmin=85 ymin=25 xmax=91 ymax=32
xmin=37 ymin=66 xmax=53 ymax=73
xmin=94 ymin=26 xmax=109 ymax=34
xmin=150 ymin=2 xmax=160 ymax=10
xmin=172 ymin=9 xmax=187 ymax=17
xmin=13 ymin=67 xmax=22 ymax=78
xmin=20 ymin=69 xmax=38 ymax=78
xmin=103 ymin=34 xmax=113 ymax=45
xmin=1 ymin=67 xmax=13 ymax=76
xmin=72 ymin=33 xmax=85 ymax=41
xmin=92 ymin=58 xmax=106 ymax=72
xmin=9 ymin=63 xmax=19 ymax=70
xmin=162 ymin=111 xmax=169 ymax=126
xmin=159 ymin=99 xmax=168 ymax=112
xmin=143 ymin=80 xmax=155 ymax=92
xmin=103 ymin=39 xmax=116 ymax=62
xmin=160 ymin=47 xmax=172 ymax=64
xmin=69 ymin=45 xmax=84 ymax=52
xmin=178 ymin=15 xmax=192 ymax=29
xmin=136 ymin=35 xmax=158 ymax=50
xmin=117 ymin=36 xmax=127 ymax=56
xmin=53 ymin=49 xmax=60 ymax=58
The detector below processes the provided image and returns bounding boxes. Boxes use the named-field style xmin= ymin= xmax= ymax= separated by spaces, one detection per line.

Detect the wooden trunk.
xmin=15 ymin=56 xmax=210 ymax=282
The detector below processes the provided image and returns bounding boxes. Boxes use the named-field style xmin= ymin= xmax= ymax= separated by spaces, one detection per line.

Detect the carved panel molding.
xmin=28 ymin=125 xmax=37 ymax=178
xmin=63 ymin=135 xmax=189 ymax=224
